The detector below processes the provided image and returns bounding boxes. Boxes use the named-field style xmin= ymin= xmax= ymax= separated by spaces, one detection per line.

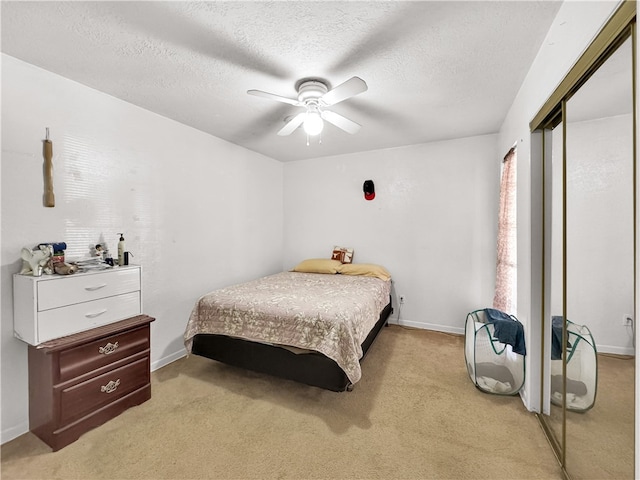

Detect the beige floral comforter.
xmin=184 ymin=271 xmax=391 ymax=384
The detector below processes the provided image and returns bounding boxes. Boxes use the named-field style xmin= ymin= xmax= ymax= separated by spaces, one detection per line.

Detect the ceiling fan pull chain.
xmin=306 ymin=133 xmax=310 ymax=147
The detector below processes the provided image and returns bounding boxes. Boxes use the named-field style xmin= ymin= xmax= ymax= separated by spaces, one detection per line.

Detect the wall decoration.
xmin=43 ymin=128 xmax=54 ymax=207
xmin=363 ymin=180 xmax=375 ymax=201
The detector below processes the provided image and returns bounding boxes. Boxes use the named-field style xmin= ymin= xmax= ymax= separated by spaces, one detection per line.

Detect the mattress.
xmin=184 ymin=271 xmax=391 ymax=384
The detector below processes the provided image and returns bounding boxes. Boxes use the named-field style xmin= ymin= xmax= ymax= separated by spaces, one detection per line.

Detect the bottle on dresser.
xmin=117 ymin=233 xmax=125 ymax=266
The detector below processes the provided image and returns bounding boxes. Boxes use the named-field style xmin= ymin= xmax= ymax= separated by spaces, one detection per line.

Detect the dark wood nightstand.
xmin=28 ymin=314 xmax=155 ymax=451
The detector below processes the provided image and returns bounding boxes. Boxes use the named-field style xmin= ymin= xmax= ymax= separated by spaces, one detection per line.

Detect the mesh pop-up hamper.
xmin=550 ymin=316 xmax=598 ymax=412
xmin=465 ymin=308 xmax=526 ymax=395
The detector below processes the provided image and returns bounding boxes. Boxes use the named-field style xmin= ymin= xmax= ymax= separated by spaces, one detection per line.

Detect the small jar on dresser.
xmin=12 ymin=265 xmax=154 ymax=451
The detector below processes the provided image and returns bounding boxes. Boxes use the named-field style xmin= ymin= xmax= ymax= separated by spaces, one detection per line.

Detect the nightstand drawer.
xmin=58 ymin=356 xmax=149 ymax=426
xmin=38 ymin=291 xmax=141 ymax=344
xmin=58 ymin=324 xmax=150 ymax=383
xmin=37 ymin=268 xmax=140 ymax=311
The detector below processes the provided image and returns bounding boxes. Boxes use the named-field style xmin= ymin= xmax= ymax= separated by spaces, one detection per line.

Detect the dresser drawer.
xmin=58 ymin=325 xmax=150 ymax=383
xmin=38 ymin=291 xmax=141 ymax=344
xmin=58 ymin=356 xmax=149 ymax=426
xmin=37 ymin=268 xmax=140 ymax=312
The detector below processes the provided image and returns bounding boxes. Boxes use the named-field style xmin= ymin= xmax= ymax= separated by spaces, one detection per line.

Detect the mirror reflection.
xmin=563 ymin=36 xmax=634 ymax=479
xmin=542 ymin=34 xmax=635 ymax=479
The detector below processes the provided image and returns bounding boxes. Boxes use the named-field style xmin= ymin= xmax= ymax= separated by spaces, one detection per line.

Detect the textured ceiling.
xmin=1 ymin=1 xmax=562 ymax=162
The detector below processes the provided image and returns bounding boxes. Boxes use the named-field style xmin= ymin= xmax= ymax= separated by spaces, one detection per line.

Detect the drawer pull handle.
xmin=100 ymin=379 xmax=120 ymax=394
xmin=98 ymin=342 xmax=119 ymax=355
xmin=85 ymin=309 xmax=107 ymax=318
xmin=85 ymin=284 xmax=107 ymax=291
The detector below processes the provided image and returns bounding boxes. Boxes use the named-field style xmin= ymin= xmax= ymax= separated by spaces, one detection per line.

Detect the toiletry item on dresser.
xmin=117 ymin=233 xmax=125 ymax=266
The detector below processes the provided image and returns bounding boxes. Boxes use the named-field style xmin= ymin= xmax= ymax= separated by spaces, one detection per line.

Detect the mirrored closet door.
xmin=563 ymin=35 xmax=635 ymax=479
xmin=533 ymin=3 xmax=636 ymax=478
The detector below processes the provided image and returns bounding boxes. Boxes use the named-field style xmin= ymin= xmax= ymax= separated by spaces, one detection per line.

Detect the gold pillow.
xmin=292 ymin=258 xmax=342 ymax=274
xmin=338 ymin=263 xmax=391 ymax=281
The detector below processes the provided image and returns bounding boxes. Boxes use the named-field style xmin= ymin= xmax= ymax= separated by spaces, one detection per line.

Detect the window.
xmin=493 ymin=147 xmax=517 ymax=314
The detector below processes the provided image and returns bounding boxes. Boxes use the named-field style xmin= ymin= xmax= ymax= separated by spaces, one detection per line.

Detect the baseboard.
xmin=596 ymin=344 xmax=635 ymax=356
xmin=151 ymin=348 xmax=187 ymax=372
xmin=387 ymin=317 xmax=465 ymax=336
xmin=1 ymin=420 xmax=29 ymax=445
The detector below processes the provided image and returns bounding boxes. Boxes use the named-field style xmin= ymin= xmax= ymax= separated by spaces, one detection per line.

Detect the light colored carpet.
xmin=1 ymin=326 xmax=562 ymax=479
xmin=553 ymin=353 xmax=635 ymax=479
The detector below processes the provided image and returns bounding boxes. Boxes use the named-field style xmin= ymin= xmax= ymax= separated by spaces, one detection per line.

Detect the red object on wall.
xmin=363 ymin=180 xmax=375 ymax=200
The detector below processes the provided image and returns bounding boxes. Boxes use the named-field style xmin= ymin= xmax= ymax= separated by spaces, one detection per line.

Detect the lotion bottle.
xmin=117 ymin=233 xmax=125 ymax=266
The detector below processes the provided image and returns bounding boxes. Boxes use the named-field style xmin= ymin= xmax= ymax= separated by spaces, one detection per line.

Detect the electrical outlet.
xmin=399 ymin=295 xmax=405 ymax=304
xmin=622 ymin=314 xmax=633 ymax=326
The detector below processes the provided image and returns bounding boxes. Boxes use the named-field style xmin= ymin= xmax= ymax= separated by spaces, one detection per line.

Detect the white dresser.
xmin=13 ymin=265 xmax=142 ymax=345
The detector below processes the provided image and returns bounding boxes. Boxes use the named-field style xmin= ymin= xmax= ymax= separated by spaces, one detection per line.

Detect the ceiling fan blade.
xmin=247 ymin=89 xmax=302 ymax=106
xmin=277 ymin=112 xmax=306 ymax=136
xmin=321 ymin=110 xmax=361 ymax=134
xmin=320 ymin=77 xmax=368 ymax=106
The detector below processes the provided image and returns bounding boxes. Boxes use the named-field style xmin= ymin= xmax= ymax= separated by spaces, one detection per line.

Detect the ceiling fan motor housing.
xmin=297 ymin=80 xmax=328 ymax=104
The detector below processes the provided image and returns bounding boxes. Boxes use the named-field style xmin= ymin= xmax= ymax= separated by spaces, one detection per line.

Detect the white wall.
xmin=497 ymin=0 xmax=622 ymax=411
xmin=283 ymin=135 xmax=500 ymax=333
xmin=1 ymin=54 xmax=284 ymax=443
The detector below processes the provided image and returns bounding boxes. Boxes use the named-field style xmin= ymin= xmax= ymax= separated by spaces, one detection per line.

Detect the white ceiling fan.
xmin=247 ymin=76 xmax=368 ymax=137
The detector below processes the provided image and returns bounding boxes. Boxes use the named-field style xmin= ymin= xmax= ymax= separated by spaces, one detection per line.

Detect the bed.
xmin=184 ymin=259 xmax=392 ymax=391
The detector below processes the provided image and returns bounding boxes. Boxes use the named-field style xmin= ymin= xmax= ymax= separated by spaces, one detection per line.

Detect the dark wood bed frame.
xmin=191 ymin=300 xmax=393 ymax=392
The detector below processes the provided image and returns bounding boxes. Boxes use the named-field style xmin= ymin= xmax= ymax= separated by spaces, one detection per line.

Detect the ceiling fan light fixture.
xmin=303 ymin=110 xmax=324 ymax=136
xmin=248 ymin=76 xmax=367 ymax=139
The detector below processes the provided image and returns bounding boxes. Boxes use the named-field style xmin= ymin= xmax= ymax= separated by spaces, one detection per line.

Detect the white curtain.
xmin=493 ymin=147 xmax=517 ymax=314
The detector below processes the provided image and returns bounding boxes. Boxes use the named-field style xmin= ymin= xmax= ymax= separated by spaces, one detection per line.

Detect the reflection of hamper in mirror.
xmin=550 ymin=316 xmax=598 ymax=412
xmin=464 ymin=309 xmax=526 ymax=395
